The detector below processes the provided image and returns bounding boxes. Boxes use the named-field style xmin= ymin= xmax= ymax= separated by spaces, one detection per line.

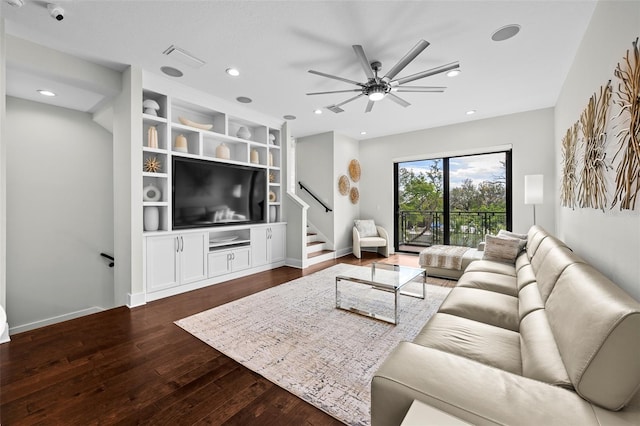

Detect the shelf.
xmin=208 ymin=239 xmax=251 ymax=250
xmin=143 ymin=114 xmax=167 ymax=124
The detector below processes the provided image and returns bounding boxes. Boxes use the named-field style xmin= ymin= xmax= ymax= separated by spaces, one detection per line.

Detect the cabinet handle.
xmin=180 ymin=236 xmax=184 ymax=252
xmin=176 ymin=236 xmax=180 ymax=253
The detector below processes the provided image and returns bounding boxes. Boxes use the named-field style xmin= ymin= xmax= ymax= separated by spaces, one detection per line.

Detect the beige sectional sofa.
xmin=372 ymin=226 xmax=640 ymax=425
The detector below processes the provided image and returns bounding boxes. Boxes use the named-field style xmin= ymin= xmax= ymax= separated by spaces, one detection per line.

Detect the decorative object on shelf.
xmin=147 ymin=125 xmax=158 ymax=149
xmin=269 ymin=172 xmax=276 ymax=182
xmin=268 ymin=151 xmax=274 ymax=167
xmin=216 ymin=142 xmax=231 ymax=160
xmin=174 ymin=134 xmax=188 ymax=153
xmin=237 ymin=126 xmax=251 ymax=140
xmin=349 ymin=187 xmax=360 ymax=204
xmin=611 ymin=38 xmax=639 ymax=211
xmin=143 ymin=99 xmax=160 ymax=116
xmin=178 ymin=116 xmax=213 ymax=130
xmin=250 ymin=149 xmax=260 ymax=164
xmin=577 ymin=81 xmax=612 ymax=211
xmin=144 ymin=156 xmax=162 ymax=173
xmin=338 ymin=175 xmax=350 ymax=195
xmin=349 ymin=159 xmax=361 ymax=182
xmin=269 ymin=205 xmax=277 ymax=222
xmin=560 ymin=122 xmax=578 ymax=209
xmin=143 ymin=184 xmax=161 ymax=201
xmin=269 ymin=133 xmax=276 ymax=144
xmin=269 ymin=190 xmax=277 ymax=202
xmin=144 ymin=206 xmax=159 ymax=231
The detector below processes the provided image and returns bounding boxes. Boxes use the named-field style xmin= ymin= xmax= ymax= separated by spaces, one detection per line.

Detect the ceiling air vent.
xmin=162 ymin=45 xmax=206 ymax=69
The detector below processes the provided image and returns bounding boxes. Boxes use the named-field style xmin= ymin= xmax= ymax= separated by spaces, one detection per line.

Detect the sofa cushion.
xmin=515 ymin=251 xmax=531 ymax=272
xmin=465 ymin=259 xmax=516 ymax=277
xmin=526 ymin=226 xmax=549 ymax=258
xmin=483 ymin=234 xmax=521 ymax=263
xmin=546 ymin=263 xmax=640 ymax=410
xmin=498 ymin=229 xmax=527 ymax=252
xmin=437 ymin=287 xmax=519 ymax=331
xmin=535 ymin=246 xmax=585 ymax=303
xmin=358 ymin=236 xmax=387 ymax=247
xmin=456 ymin=270 xmax=518 ymax=297
xmin=354 ymin=219 xmax=378 ymax=237
xmin=518 ymin=282 xmax=544 ymax=319
xmin=516 ymin=264 xmax=537 ymax=290
xmin=413 ymin=313 xmax=522 ymax=374
xmin=519 ymin=309 xmax=573 ymax=389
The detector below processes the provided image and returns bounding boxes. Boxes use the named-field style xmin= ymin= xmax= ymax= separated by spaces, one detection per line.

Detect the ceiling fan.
xmin=306 ymin=39 xmax=460 ymax=113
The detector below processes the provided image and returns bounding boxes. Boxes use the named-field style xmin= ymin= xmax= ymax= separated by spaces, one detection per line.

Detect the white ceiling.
xmin=2 ymin=0 xmax=597 ymax=140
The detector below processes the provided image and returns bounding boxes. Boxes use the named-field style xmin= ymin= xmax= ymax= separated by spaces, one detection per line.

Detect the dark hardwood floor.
xmin=0 ymin=253 xmax=442 ymax=425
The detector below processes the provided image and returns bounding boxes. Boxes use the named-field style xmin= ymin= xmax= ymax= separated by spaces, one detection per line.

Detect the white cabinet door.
xmin=270 ymin=224 xmax=286 ymax=263
xmin=208 ymin=250 xmax=232 ymax=278
xmin=251 ymin=227 xmax=269 ymax=267
xmin=232 ymin=247 xmax=252 ymax=272
xmin=180 ymin=232 xmax=208 ymax=284
xmin=146 ymin=235 xmax=179 ymax=292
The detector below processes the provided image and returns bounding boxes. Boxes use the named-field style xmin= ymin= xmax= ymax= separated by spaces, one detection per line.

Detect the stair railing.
xmin=298 ymin=181 xmax=332 ymax=213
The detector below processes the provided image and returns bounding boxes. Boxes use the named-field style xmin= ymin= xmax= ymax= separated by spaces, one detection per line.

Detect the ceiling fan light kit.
xmin=307 ymin=39 xmax=459 ymax=113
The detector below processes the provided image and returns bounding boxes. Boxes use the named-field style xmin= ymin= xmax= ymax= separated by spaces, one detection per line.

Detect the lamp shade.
xmin=524 ymin=175 xmax=544 ymax=205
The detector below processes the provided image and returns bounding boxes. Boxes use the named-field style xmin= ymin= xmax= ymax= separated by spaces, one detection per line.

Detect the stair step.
xmin=307 ymin=249 xmax=335 ymax=259
xmin=307 ymin=241 xmax=324 ymax=247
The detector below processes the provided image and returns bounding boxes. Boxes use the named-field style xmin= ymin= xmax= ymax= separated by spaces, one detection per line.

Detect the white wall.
xmin=296 ymin=132 xmax=335 ymax=244
xmin=359 ymin=108 xmax=555 ymax=241
xmin=6 ymin=97 xmax=114 ymax=332
xmin=333 ymin=133 xmax=360 ymax=254
xmin=554 ymin=1 xmax=639 ymax=300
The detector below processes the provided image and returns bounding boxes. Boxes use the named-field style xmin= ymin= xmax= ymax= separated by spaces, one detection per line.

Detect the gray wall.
xmin=333 ymin=133 xmax=360 ymax=254
xmin=6 ymin=97 xmax=114 ymax=332
xmin=554 ymin=0 xmax=640 ymax=300
xmin=359 ymin=108 xmax=556 ymax=240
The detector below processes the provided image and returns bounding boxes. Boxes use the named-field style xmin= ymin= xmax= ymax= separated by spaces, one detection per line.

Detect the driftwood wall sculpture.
xmin=561 ymin=122 xmax=579 ymax=209
xmin=577 ymin=82 xmax=612 ymax=211
xmin=611 ymin=38 xmax=640 ymax=210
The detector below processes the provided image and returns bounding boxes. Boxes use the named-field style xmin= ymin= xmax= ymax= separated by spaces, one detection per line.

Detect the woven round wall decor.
xmin=338 ymin=175 xmax=350 ymax=196
xmin=349 ymin=187 xmax=360 ymax=204
xmin=348 ymin=159 xmax=361 ymax=182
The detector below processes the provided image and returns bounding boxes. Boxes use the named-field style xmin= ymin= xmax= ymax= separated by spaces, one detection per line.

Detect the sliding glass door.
xmin=395 ymin=151 xmax=511 ymax=252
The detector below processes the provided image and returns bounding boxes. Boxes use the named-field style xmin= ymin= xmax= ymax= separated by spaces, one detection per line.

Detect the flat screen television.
xmin=172 ymin=156 xmax=266 ymax=229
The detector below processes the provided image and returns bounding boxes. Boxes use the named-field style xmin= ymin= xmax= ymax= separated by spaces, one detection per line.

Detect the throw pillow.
xmin=497 ymin=229 xmax=528 ymax=252
xmin=483 ymin=234 xmax=521 ymax=264
xmin=354 ymin=219 xmax=378 ymax=237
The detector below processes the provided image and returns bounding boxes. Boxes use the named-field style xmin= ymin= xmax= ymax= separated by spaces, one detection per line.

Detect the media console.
xmin=140 ymin=76 xmax=285 ymax=301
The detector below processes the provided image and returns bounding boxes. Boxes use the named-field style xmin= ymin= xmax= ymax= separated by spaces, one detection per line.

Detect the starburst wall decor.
xmin=144 ymin=156 xmax=162 ymax=173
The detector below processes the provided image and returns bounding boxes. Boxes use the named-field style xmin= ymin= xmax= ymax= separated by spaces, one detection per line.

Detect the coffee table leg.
xmin=394 ymin=289 xmax=400 ymax=325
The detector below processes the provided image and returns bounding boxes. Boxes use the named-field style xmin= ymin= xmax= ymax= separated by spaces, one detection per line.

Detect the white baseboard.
xmin=285 ymin=257 xmax=304 ymax=269
xmin=9 ymin=306 xmax=106 ymax=335
xmin=0 ymin=322 xmax=10 ymax=343
xmin=335 ymin=247 xmax=353 ymax=258
xmin=127 ymin=292 xmax=146 ymax=308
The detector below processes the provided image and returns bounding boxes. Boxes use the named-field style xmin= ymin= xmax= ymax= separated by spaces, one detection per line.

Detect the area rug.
xmin=175 ymin=264 xmax=451 ymax=425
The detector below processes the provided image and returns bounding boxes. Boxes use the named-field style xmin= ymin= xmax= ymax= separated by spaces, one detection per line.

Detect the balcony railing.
xmin=398 ymin=210 xmax=508 ymax=249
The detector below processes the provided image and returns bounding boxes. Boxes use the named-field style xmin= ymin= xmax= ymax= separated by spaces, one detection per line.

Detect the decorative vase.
xmin=144 ymin=206 xmax=159 ymax=231
xmin=216 ymin=143 xmax=230 ymax=160
xmin=269 ymin=133 xmax=276 ymax=144
xmin=174 ymin=134 xmax=188 ymax=153
xmin=143 ymin=184 xmax=161 ymax=201
xmin=269 ymin=205 xmax=277 ymax=223
xmin=268 ymin=151 xmax=274 ymax=167
xmin=147 ymin=125 xmax=158 ymax=149
xmin=269 ymin=190 xmax=277 ymax=202
xmin=250 ymin=149 xmax=259 ymax=164
xmin=237 ymin=126 xmax=251 ymax=140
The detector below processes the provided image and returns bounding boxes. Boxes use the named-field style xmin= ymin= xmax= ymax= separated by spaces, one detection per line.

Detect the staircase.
xmin=306 ymin=226 xmax=335 ymax=266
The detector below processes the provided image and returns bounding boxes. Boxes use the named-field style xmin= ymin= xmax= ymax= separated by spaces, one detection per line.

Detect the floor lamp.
xmin=524 ymin=175 xmax=543 ymax=225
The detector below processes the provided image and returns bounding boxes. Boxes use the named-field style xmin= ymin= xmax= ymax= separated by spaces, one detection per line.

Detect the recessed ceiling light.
xmin=360 ymin=131 xmax=367 ymax=135
xmin=160 ymin=66 xmax=183 ymax=77
xmin=446 ymin=69 xmax=461 ymax=77
xmin=314 ymin=109 xmax=322 ymax=115
xmin=491 ymin=24 xmax=521 ymax=42
xmin=236 ymin=96 xmax=252 ymax=103
xmin=466 ymin=110 xmax=476 ymax=115
xmin=283 ymin=115 xmax=297 ymax=120
xmin=226 ymin=68 xmax=240 ymax=77
xmin=6 ymin=0 xmax=25 ymax=7
xmin=37 ymin=89 xmax=56 ymax=97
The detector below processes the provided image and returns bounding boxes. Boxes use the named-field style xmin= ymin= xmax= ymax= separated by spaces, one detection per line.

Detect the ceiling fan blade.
xmin=306 ymin=89 xmax=362 ymax=95
xmin=308 ymin=70 xmax=363 ymax=86
xmin=382 ymin=39 xmax=430 ymax=82
xmin=365 ymin=100 xmax=375 ymax=113
xmin=353 ymin=45 xmax=375 ymax=80
xmin=391 ymin=61 xmax=460 ymax=86
xmin=335 ymin=93 xmax=365 ymax=108
xmin=387 ymin=93 xmax=411 ymax=108
xmin=393 ymin=86 xmax=446 ymax=93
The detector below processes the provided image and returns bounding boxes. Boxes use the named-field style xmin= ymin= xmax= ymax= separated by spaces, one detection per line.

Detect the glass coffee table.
xmin=335 ymin=262 xmax=427 ymax=325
